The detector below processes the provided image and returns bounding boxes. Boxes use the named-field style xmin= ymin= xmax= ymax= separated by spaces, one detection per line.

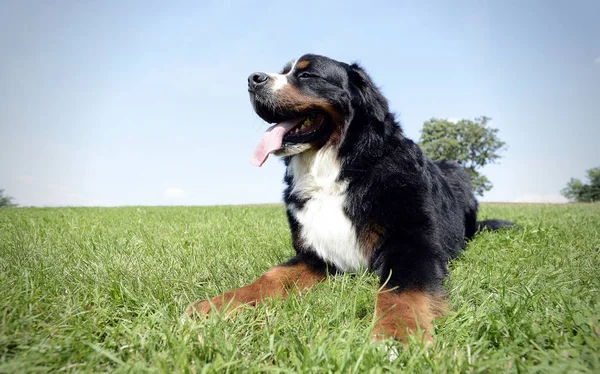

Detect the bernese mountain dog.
xmin=184 ymin=54 xmax=513 ymax=343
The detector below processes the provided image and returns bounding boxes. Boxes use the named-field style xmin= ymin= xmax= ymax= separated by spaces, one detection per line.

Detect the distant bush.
xmin=561 ymin=167 xmax=600 ymax=203
xmin=0 ymin=189 xmax=17 ymax=207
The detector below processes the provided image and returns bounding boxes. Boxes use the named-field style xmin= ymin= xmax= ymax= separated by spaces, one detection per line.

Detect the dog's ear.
xmin=348 ymin=63 xmax=389 ymax=122
xmin=339 ymin=63 xmax=389 ymax=172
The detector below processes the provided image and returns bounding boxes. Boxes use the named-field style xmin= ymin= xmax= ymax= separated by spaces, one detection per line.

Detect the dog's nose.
xmin=248 ymin=72 xmax=269 ymax=88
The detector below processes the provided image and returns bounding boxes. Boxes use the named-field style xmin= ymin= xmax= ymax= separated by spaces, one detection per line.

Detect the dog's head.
xmin=248 ymin=54 xmax=389 ymax=166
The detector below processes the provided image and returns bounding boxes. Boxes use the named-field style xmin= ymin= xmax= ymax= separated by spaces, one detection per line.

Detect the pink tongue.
xmin=250 ymin=118 xmax=304 ymax=167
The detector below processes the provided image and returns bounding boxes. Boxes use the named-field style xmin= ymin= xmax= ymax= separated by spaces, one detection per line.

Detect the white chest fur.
xmin=287 ymin=147 xmax=368 ymax=272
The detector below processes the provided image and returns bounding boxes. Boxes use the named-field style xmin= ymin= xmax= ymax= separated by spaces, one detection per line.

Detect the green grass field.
xmin=1 ymin=204 xmax=599 ymax=373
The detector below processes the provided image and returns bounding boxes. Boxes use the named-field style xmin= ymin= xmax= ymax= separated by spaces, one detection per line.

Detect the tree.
xmin=418 ymin=116 xmax=506 ymax=196
xmin=561 ymin=167 xmax=600 ymax=202
xmin=0 ymin=189 xmax=17 ymax=207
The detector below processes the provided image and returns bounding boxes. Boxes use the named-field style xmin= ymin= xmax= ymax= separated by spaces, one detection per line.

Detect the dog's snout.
xmin=248 ymin=72 xmax=269 ymax=88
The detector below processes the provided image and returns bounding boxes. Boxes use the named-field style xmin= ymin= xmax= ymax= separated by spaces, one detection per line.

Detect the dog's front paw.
xmin=182 ymin=299 xmax=215 ymax=321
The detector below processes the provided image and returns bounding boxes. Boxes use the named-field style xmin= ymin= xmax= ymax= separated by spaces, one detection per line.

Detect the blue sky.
xmin=1 ymin=0 xmax=599 ymax=206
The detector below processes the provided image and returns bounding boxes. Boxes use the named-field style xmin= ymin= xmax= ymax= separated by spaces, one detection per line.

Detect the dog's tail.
xmin=476 ymin=219 xmax=515 ymax=232
xmin=465 ymin=216 xmax=516 ymax=241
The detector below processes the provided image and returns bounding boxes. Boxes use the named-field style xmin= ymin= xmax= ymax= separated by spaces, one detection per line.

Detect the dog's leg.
xmin=370 ymin=252 xmax=448 ymax=343
xmin=183 ymin=255 xmax=327 ymax=318
xmin=372 ymin=287 xmax=446 ymax=343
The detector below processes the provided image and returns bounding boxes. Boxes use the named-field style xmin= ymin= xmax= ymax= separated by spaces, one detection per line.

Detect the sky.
xmin=1 ymin=0 xmax=599 ymax=207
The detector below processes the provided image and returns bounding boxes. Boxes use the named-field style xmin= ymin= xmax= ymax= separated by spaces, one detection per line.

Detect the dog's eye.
xmin=298 ymin=72 xmax=319 ymax=79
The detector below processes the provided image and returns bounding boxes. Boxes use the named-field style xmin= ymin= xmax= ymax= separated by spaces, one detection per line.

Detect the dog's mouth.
xmin=250 ymin=113 xmax=328 ymax=167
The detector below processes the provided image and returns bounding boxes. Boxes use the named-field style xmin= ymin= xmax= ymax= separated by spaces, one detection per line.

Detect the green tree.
xmin=418 ymin=116 xmax=506 ymax=196
xmin=561 ymin=167 xmax=600 ymax=202
xmin=0 ymin=189 xmax=17 ymax=207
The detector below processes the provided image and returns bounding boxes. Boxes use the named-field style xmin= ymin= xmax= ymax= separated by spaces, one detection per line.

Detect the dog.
xmin=184 ymin=54 xmax=513 ymax=342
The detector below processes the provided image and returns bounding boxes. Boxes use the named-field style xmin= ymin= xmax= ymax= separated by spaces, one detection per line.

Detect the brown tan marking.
xmin=184 ymin=263 xmax=325 ymax=318
xmin=372 ymin=288 xmax=447 ymax=343
xmin=276 ymin=84 xmax=343 ymax=123
xmin=359 ymin=223 xmax=385 ymax=258
xmin=296 ymin=60 xmax=310 ymax=69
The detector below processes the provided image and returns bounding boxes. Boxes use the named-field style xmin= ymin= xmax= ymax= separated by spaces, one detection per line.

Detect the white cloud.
xmin=164 ymin=188 xmax=187 ymax=200
xmin=447 ymin=117 xmax=459 ymax=124
xmin=513 ymin=194 xmax=569 ymax=204
xmin=595 ymin=56 xmax=600 ymax=64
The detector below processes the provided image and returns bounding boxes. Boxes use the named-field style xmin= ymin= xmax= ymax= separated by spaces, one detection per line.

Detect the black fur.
xmin=477 ymin=219 xmax=515 ymax=232
xmin=249 ymin=54 xmax=513 ymax=296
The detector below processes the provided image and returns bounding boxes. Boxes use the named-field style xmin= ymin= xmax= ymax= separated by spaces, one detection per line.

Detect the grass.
xmin=1 ymin=203 xmax=599 ymax=373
